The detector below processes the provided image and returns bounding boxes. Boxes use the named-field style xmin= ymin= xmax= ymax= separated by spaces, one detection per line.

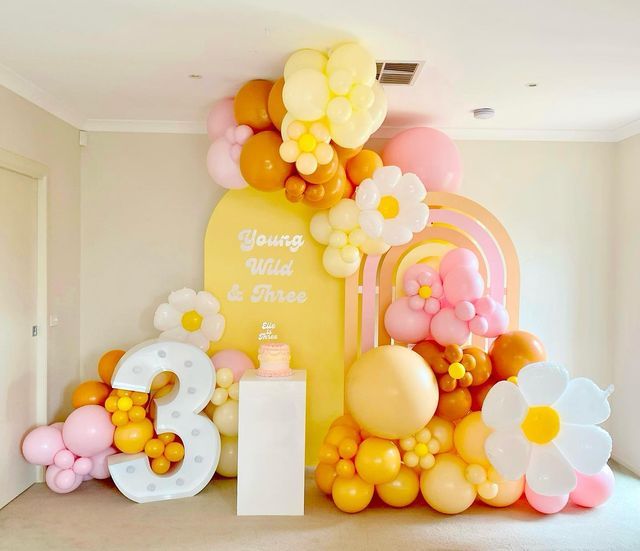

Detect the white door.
xmin=0 ymin=166 xmax=39 ymax=508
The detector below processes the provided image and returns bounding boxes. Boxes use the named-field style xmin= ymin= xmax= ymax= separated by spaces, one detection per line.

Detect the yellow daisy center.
xmin=298 ymin=133 xmax=317 ymax=153
xmin=181 ymin=310 xmax=203 ymax=332
xmin=448 ymin=362 xmax=466 ymax=380
xmin=378 ymin=195 xmax=399 ymax=219
xmin=414 ymin=442 xmax=429 ymax=457
xmin=418 ymin=285 xmax=432 ymax=299
xmin=521 ymin=406 xmax=560 ymax=445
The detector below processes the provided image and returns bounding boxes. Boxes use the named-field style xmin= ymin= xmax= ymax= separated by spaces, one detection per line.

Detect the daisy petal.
xmin=482 ymin=381 xmax=527 ymax=430
xmin=374 ymin=166 xmax=402 ymax=195
xmin=186 ymin=330 xmax=210 ymax=352
xmin=355 ymin=179 xmax=380 ymax=210
xmin=159 ymin=326 xmax=188 ymax=342
xmin=553 ymin=378 xmax=612 ymax=425
xmin=381 ymin=218 xmax=413 ymax=246
xmin=518 ymin=362 xmax=569 ymax=406
xmin=201 ymin=313 xmax=226 ymax=342
xmin=168 ymin=288 xmax=197 ymax=312
xmin=359 ymin=210 xmax=384 ymax=239
xmin=195 ymin=291 xmax=221 ymax=316
xmin=153 ymin=303 xmax=181 ymax=331
xmin=395 ymin=173 xmax=426 ymax=202
xmin=399 ymin=201 xmax=429 ymax=233
xmin=555 ymin=424 xmax=612 ymax=475
xmin=526 ymin=444 xmax=577 ymax=496
xmin=485 ymin=430 xmax=531 ymax=480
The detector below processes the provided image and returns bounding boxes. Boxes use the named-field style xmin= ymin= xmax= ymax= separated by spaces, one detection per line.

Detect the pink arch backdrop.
xmin=344 ymin=192 xmax=520 ymax=387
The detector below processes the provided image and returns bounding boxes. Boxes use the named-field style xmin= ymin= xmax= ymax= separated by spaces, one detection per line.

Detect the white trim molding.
xmin=83 ymin=119 xmax=207 ymax=134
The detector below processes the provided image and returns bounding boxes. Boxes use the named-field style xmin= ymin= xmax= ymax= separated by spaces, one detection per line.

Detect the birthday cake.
xmin=257 ymin=343 xmax=292 ymax=377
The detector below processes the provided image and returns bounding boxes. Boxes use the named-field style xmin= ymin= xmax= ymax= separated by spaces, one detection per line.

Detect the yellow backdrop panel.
xmin=204 ymin=187 xmax=344 ymax=463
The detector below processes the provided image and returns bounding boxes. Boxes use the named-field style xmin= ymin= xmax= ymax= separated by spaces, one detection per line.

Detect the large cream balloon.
xmin=453 ymin=411 xmax=492 ymax=468
xmin=346 ymin=345 xmax=439 ymax=439
xmin=420 ymin=453 xmax=477 ymax=514
xmin=326 ymin=43 xmax=376 ymax=86
xmin=282 ymin=68 xmax=329 ymax=121
xmin=216 ymin=435 xmax=238 ymax=477
xmin=284 ymin=49 xmax=327 ymax=78
xmin=322 ymin=246 xmax=361 ymax=278
xmin=212 ymin=400 xmax=239 ymax=437
xmin=479 ymin=467 xmax=524 ymax=507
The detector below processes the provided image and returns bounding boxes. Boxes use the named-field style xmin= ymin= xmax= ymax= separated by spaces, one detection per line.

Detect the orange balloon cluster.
xmin=232 ymin=77 xmax=383 ymax=209
xmin=144 ymin=433 xmax=185 ymax=474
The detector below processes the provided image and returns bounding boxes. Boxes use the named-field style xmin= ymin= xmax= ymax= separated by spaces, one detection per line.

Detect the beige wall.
xmin=0 ymin=85 xmax=81 ymax=420
xmin=612 ymin=134 xmax=640 ymax=473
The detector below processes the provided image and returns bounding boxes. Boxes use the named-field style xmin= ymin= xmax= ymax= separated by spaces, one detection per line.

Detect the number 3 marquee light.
xmin=108 ymin=341 xmax=220 ymax=503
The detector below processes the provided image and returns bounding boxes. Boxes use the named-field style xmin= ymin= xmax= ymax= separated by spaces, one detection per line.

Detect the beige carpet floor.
xmin=1 ymin=463 xmax=638 ymax=551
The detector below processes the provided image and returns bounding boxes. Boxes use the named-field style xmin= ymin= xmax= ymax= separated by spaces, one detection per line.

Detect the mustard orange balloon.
xmin=465 ymin=346 xmax=492 ymax=386
xmin=346 ymin=149 xmax=383 ymax=185
xmin=489 ymin=331 xmax=546 ymax=380
xmin=284 ymin=175 xmax=306 ymax=202
xmin=303 ymin=164 xmax=347 ymax=210
xmin=470 ymin=380 xmax=494 ymax=411
xmin=114 ymin=418 xmax=154 ymax=454
xmin=97 ymin=349 xmax=125 ymax=385
xmin=334 ymin=144 xmax=363 ymax=163
xmin=436 ymin=387 xmax=472 ymax=421
xmin=267 ymin=77 xmax=287 ymax=130
xmin=233 ymin=79 xmax=273 ymax=131
xmin=71 ymin=380 xmax=111 ymax=408
xmin=240 ymin=131 xmax=293 ymax=192
xmin=300 ymin=146 xmax=339 ymax=185
xmin=375 ymin=464 xmax=420 ymax=508
xmin=331 ymin=474 xmax=374 ymax=513
xmin=315 ymin=462 xmax=337 ymax=495
xmin=354 ymin=437 xmax=401 ymax=485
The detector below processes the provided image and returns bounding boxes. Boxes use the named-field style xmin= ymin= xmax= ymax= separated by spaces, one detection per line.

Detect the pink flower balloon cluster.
xmin=22 ymin=405 xmax=116 ymax=493
xmin=384 ymin=248 xmax=509 ymax=345
xmin=206 ymin=98 xmax=254 ymax=189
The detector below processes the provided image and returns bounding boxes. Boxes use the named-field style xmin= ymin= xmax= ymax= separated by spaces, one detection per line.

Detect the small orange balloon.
xmin=342 ymin=176 xmax=355 ymax=199
xmin=489 ymin=331 xmax=546 ymax=380
xmin=267 ymin=77 xmax=286 ymax=130
xmin=470 ymin=380 xmax=496 ymax=411
xmin=465 ymin=347 xmax=492 ymax=386
xmin=164 ymin=442 xmax=185 ymax=462
xmin=157 ymin=432 xmax=176 ymax=445
xmin=151 ymin=456 xmax=171 ymax=475
xmin=233 ymin=79 xmax=273 ymax=131
xmin=114 ymin=418 xmax=154 ymax=454
xmin=284 ymin=175 xmax=306 ymax=202
xmin=240 ymin=131 xmax=293 ymax=191
xmin=330 ymin=414 xmax=360 ymax=431
xmin=412 ymin=341 xmax=450 ymax=375
xmin=334 ymin=144 xmax=363 ymax=163
xmin=300 ymin=147 xmax=339 ymax=185
xmin=144 ymin=438 xmax=165 ymax=459
xmin=346 ymin=149 xmax=383 ymax=185
xmin=98 ymin=349 xmax=126 ymax=385
xmin=436 ymin=387 xmax=472 ymax=421
xmin=71 ymin=380 xmax=111 ymax=408
xmin=303 ymin=164 xmax=347 ymax=209
xmin=315 ymin=462 xmax=337 ymax=495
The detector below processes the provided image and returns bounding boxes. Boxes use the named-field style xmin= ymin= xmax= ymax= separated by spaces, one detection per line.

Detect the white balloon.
xmin=482 ymin=381 xmax=528 ymax=431
xmin=195 ymin=291 xmax=221 ymax=316
xmin=554 ymin=424 xmax=611 ymax=475
xmin=201 ymin=312 xmax=225 ymax=342
xmin=553 ymin=378 xmax=612 ymax=425
xmin=153 ymin=303 xmax=181 ymax=331
xmin=168 ymin=288 xmax=196 ymax=312
xmin=518 ymin=362 xmax=569 ymax=406
xmin=526 ymin=444 xmax=577 ymax=496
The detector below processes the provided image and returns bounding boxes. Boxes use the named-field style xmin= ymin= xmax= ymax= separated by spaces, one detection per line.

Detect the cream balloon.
xmin=346 ymin=345 xmax=439 ymax=439
xmin=326 ymin=43 xmax=376 ymax=86
xmin=212 ymin=399 xmax=239 ymax=437
xmin=453 ymin=411 xmax=492 ymax=467
xmin=329 ymin=109 xmax=374 ymax=149
xmin=310 ymin=211 xmax=333 ymax=244
xmin=328 ymin=199 xmax=360 ymax=231
xmin=283 ymin=68 xmax=330 ymax=122
xmin=479 ymin=468 xmax=525 ymax=507
xmin=216 ymin=435 xmax=238 ymax=477
xmin=426 ymin=416 xmax=455 ymax=453
xmin=284 ymin=49 xmax=327 ymax=78
xmin=323 ymin=246 xmax=361 ymax=278
xmin=420 ymin=453 xmax=477 ymax=514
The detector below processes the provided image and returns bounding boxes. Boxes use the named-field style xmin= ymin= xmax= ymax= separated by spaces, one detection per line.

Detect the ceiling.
xmin=1 ymin=0 xmax=639 ymax=140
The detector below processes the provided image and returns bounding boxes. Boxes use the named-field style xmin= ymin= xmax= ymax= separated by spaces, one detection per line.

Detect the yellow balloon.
xmin=151 ymin=456 xmax=171 ymax=475
xmin=327 ymin=43 xmax=376 ymax=86
xmin=453 ymin=412 xmax=492 ymax=467
xmin=212 ymin=399 xmax=239 ymax=437
xmin=427 ymin=416 xmax=455 ymax=453
xmin=151 ymin=371 xmax=173 ymax=391
xmin=283 ymin=49 xmax=327 ymax=78
xmin=354 ymin=437 xmax=401 ymax=485
xmin=330 ymin=413 xmax=360 ymax=431
xmin=164 ymin=441 xmax=185 ymax=462
xmin=329 ymin=109 xmax=374 ymax=149
xmin=324 ymin=424 xmax=360 ymax=447
xmin=479 ymin=468 xmax=525 ymax=507
xmin=375 ymin=465 xmax=420 ymax=508
xmin=282 ymin=68 xmax=330 ymax=122
xmin=144 ymin=438 xmax=165 ymax=459
xmin=315 ymin=462 xmax=337 ymax=495
xmin=216 ymin=435 xmax=238 ymax=477
xmin=420 ymin=453 xmax=477 ymax=514
xmin=331 ymin=474 xmax=374 ymax=513
xmin=114 ymin=418 xmax=154 ymax=454
xmin=346 ymin=345 xmax=439 ymax=439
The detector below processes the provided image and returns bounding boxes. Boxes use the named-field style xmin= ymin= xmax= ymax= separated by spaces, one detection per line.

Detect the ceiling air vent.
xmin=376 ymin=61 xmax=423 ymax=85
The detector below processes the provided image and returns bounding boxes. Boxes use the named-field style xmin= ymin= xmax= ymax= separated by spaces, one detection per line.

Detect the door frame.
xmin=0 ymin=148 xmax=48 ymax=451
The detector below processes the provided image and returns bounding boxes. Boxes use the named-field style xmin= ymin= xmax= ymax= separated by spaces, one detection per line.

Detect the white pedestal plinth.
xmin=237 ymin=370 xmax=306 ymax=516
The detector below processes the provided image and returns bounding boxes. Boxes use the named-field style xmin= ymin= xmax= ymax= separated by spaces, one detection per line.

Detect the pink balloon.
xmin=384 ymin=297 xmax=431 ymax=343
xmin=443 ymin=266 xmax=485 ymax=304
xmin=50 ymin=422 xmax=64 ymax=432
xmin=89 ymin=446 xmax=117 ymax=479
xmin=439 ymin=248 xmax=479 ymax=278
xmin=570 ymin=465 xmax=615 ymax=508
xmin=525 ymin=483 xmax=568 ymax=514
xmin=53 ymin=449 xmax=75 ymax=469
xmin=45 ymin=465 xmax=83 ymax=494
xmin=206 ymin=98 xmax=236 ymax=141
xmin=62 ymin=405 xmax=114 ymax=458
xmin=211 ymin=349 xmax=256 ymax=382
xmin=207 ymin=138 xmax=248 ymax=190
xmin=430 ymin=307 xmax=470 ymax=346
xmin=478 ymin=303 xmax=509 ymax=338
xmin=382 ymin=127 xmax=462 ymax=193
xmin=455 ymin=301 xmax=476 ymax=321
xmin=73 ymin=457 xmax=93 ymax=476
xmin=22 ymin=425 xmax=65 ymax=465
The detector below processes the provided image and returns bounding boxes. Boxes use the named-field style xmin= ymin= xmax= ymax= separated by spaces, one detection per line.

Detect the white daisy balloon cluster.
xmin=153 ymin=288 xmax=225 ymax=353
xmin=310 ymin=166 xmax=429 ymax=278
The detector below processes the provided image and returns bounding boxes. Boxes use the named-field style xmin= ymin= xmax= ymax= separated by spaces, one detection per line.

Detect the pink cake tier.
xmin=257 ymin=343 xmax=292 ymax=377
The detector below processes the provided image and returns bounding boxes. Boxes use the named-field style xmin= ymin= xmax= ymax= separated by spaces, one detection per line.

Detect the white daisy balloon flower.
xmin=153 ymin=288 xmax=225 ymax=353
xmin=355 ymin=165 xmax=429 ymax=247
xmin=482 ymin=362 xmax=613 ymax=497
